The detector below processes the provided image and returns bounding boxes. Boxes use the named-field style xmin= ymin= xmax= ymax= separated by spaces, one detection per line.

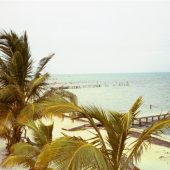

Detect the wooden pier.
xmin=62 ymin=113 xmax=170 ymax=148
xmin=62 ymin=112 xmax=170 ymax=131
xmin=52 ymin=81 xmax=130 ymax=89
xmin=59 ymin=84 xmax=102 ymax=89
xmin=133 ymin=113 xmax=170 ymax=127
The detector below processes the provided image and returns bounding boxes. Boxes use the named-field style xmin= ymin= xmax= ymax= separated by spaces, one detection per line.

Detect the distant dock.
xmin=59 ymin=84 xmax=101 ymax=89
xmin=49 ymin=81 xmax=130 ymax=89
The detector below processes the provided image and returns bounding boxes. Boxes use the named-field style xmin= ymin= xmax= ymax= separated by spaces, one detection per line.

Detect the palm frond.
xmin=34 ymin=53 xmax=54 ymax=78
xmin=10 ymin=142 xmax=39 ymax=156
xmin=78 ymin=104 xmax=141 ymax=169
xmin=0 ymin=70 xmax=17 ymax=86
xmin=36 ymin=95 xmax=81 ymax=118
xmin=34 ymin=136 xmax=111 ymax=170
xmin=17 ymin=104 xmax=35 ymax=123
xmin=0 ymin=31 xmax=33 ymax=86
xmin=0 ymin=85 xmax=24 ymax=109
xmin=129 ymin=96 xmax=143 ymax=117
xmin=22 ymin=120 xmax=53 ymax=147
xmin=127 ymin=118 xmax=170 ymax=164
xmin=0 ymin=102 xmax=11 ymax=113
xmin=0 ymin=112 xmax=13 ymax=138
xmin=121 ymin=96 xmax=142 ymax=132
xmin=55 ymin=89 xmax=78 ymax=105
xmin=18 ymin=95 xmax=80 ymax=122
xmin=35 ymin=88 xmax=58 ymax=102
xmin=1 ymin=155 xmax=35 ymax=168
xmin=26 ymin=73 xmax=50 ymax=101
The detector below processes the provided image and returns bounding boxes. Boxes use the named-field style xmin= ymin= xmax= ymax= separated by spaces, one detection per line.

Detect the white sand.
xmin=0 ymin=117 xmax=170 ymax=170
xmin=52 ymin=117 xmax=170 ymax=170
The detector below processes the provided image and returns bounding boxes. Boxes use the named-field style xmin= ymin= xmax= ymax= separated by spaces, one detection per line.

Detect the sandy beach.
xmin=0 ymin=117 xmax=170 ymax=170
xmin=49 ymin=118 xmax=170 ymax=170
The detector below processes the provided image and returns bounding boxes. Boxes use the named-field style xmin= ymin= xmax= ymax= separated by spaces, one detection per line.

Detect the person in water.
xmin=150 ymin=104 xmax=152 ymax=110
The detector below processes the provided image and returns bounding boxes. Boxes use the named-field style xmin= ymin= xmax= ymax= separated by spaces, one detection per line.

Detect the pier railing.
xmin=132 ymin=112 xmax=170 ymax=127
xmin=62 ymin=112 xmax=170 ymax=131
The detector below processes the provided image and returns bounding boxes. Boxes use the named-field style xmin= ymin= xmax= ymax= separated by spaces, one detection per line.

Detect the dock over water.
xmin=62 ymin=113 xmax=170 ymax=148
xmin=133 ymin=113 xmax=170 ymax=127
xmin=50 ymin=81 xmax=130 ymax=89
xmin=62 ymin=112 xmax=170 ymax=131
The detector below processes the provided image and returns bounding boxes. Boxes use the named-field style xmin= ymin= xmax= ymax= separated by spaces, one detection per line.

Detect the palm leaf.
xmin=129 ymin=96 xmax=143 ymax=117
xmin=10 ymin=142 xmax=39 ymax=156
xmin=0 ymin=31 xmax=33 ymax=86
xmin=127 ymin=118 xmax=170 ymax=163
xmin=34 ymin=136 xmax=111 ymax=170
xmin=22 ymin=120 xmax=53 ymax=147
xmin=55 ymin=89 xmax=78 ymax=105
xmin=26 ymin=73 xmax=50 ymax=101
xmin=1 ymin=155 xmax=35 ymax=168
xmin=34 ymin=53 xmax=54 ymax=78
xmin=17 ymin=104 xmax=35 ymax=123
xmin=36 ymin=95 xmax=81 ymax=118
xmin=0 ymin=112 xmax=13 ymax=138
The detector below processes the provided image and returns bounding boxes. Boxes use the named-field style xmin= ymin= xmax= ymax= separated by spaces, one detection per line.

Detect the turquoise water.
xmin=51 ymin=72 xmax=170 ymax=116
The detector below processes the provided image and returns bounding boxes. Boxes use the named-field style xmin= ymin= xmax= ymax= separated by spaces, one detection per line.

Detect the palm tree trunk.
xmin=113 ymin=163 xmax=120 ymax=170
xmin=6 ymin=125 xmax=22 ymax=154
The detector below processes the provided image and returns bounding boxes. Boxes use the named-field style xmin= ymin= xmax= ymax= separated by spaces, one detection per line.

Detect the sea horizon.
xmin=50 ymin=72 xmax=170 ymax=116
xmin=52 ymin=71 xmax=170 ymax=76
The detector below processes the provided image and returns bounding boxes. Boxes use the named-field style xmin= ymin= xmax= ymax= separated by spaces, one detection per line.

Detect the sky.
xmin=1 ymin=0 xmax=170 ymax=74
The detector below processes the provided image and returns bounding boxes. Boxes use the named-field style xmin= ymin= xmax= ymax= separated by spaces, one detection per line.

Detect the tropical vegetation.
xmin=2 ymin=97 xmax=170 ymax=170
xmin=0 ymin=31 xmax=77 ymax=153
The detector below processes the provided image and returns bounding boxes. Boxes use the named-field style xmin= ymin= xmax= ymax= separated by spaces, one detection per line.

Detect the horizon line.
xmin=51 ymin=71 xmax=170 ymax=75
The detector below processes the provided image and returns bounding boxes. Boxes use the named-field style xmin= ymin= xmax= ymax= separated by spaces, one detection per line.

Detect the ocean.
xmin=51 ymin=72 xmax=170 ymax=116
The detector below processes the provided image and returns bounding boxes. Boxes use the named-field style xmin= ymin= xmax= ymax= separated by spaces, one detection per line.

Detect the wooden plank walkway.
xmin=62 ymin=112 xmax=170 ymax=131
xmin=133 ymin=113 xmax=170 ymax=127
xmin=62 ymin=113 xmax=170 ymax=148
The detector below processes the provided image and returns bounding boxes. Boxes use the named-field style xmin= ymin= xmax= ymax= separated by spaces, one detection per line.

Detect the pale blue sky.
xmin=1 ymin=0 xmax=170 ymax=74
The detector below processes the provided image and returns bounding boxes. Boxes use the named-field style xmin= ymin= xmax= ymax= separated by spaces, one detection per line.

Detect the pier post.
xmin=146 ymin=117 xmax=148 ymax=124
xmin=139 ymin=118 xmax=142 ymax=127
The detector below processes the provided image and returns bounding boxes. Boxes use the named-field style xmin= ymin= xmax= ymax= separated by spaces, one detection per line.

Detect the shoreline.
xmin=62 ymin=114 xmax=170 ymax=148
xmin=130 ymin=129 xmax=170 ymax=148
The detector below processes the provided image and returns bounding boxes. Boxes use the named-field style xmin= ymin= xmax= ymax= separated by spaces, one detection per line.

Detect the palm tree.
xmin=29 ymin=97 xmax=170 ymax=170
xmin=1 ymin=120 xmax=55 ymax=170
xmin=0 ymin=31 xmax=77 ymax=153
xmin=2 ymin=118 xmax=110 ymax=170
xmin=2 ymin=97 xmax=170 ymax=170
